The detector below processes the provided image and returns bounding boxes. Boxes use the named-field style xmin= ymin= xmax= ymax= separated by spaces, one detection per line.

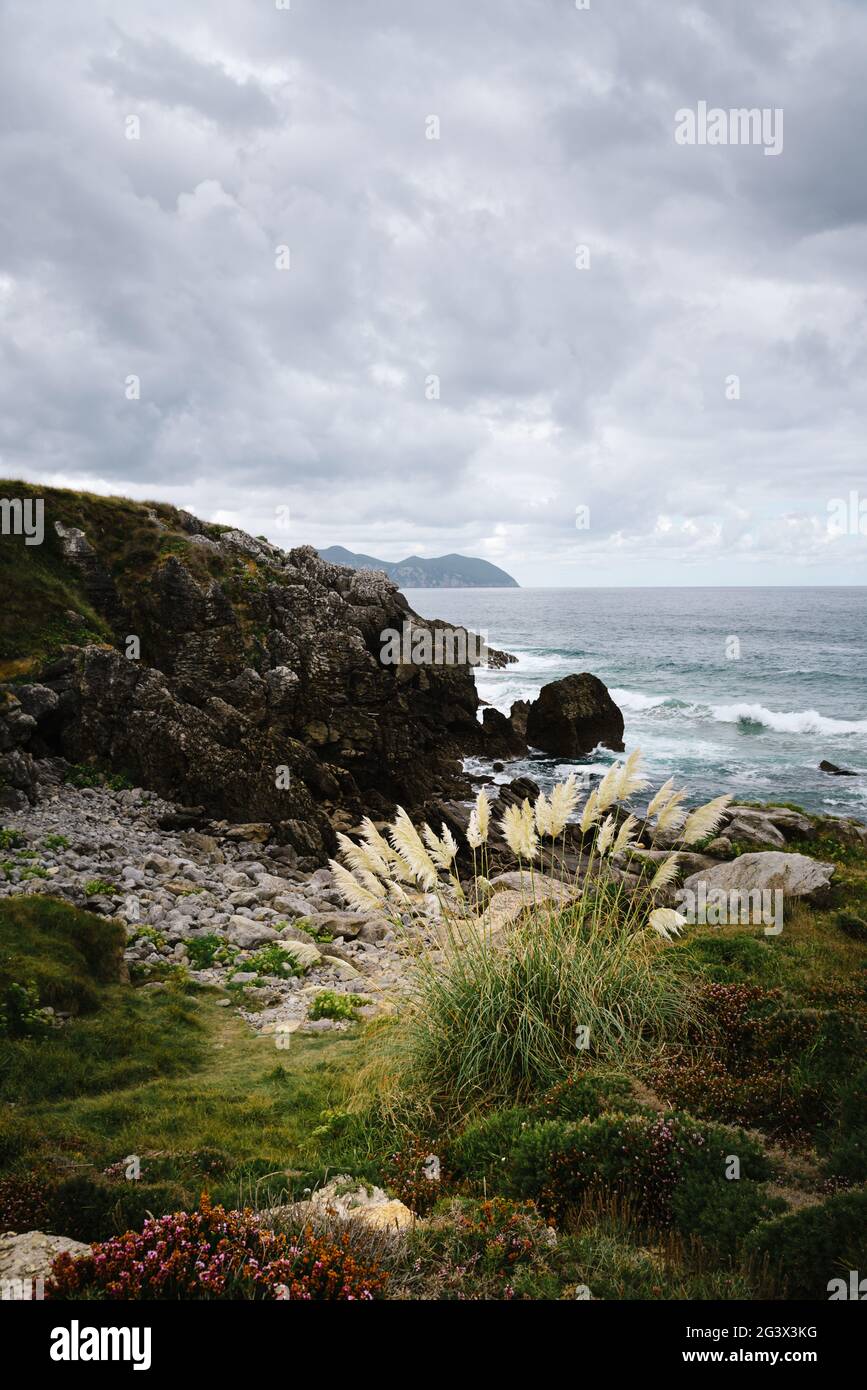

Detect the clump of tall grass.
xmin=330 ymin=752 xmax=730 ymax=1112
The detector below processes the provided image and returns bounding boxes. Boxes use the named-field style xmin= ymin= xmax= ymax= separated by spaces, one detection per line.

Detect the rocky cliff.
xmin=0 ymin=484 xmax=483 ymax=857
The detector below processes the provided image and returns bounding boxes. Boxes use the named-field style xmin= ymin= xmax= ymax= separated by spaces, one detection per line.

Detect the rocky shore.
xmin=3 ymin=750 xmax=864 ymax=1045
xmin=0 ymin=776 xmax=433 ymax=1036
xmin=0 ymin=486 xmax=631 ymax=860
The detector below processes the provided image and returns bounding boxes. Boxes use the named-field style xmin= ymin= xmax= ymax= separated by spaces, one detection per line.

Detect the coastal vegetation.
xmin=1 ymin=751 xmax=865 ymax=1300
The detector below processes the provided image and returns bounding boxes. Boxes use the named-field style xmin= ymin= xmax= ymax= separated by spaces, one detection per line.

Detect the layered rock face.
xmin=0 ymin=494 xmax=482 ymax=856
xmin=525 ymin=673 xmax=625 ymax=756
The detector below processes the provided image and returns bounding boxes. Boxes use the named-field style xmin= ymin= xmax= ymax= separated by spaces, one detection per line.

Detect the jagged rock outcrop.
xmin=0 ymin=689 xmax=39 ymax=809
xmin=1 ymin=492 xmax=484 ymax=855
xmin=525 ymin=673 xmax=624 ymax=757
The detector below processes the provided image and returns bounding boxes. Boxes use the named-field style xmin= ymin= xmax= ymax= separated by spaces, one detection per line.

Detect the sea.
xmin=402 ymin=587 xmax=867 ymax=823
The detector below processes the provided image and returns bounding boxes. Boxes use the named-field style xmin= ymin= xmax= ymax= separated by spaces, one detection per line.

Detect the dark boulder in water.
xmin=526 ymin=673 xmax=625 ymax=757
xmin=820 ymin=760 xmax=857 ymax=776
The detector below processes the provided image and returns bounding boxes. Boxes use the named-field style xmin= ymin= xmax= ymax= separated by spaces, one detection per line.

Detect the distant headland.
xmin=318 ymin=546 xmax=519 ymax=588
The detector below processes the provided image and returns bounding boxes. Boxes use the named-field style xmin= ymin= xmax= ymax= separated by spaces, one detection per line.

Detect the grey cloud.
xmin=0 ymin=0 xmax=865 ymax=583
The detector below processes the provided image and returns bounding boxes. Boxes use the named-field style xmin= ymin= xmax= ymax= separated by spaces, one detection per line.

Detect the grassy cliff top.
xmin=0 ymin=481 xmax=243 ymax=680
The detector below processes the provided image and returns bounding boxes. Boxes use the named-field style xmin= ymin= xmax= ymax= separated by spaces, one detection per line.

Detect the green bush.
xmin=245 ymin=943 xmax=305 ymax=980
xmin=0 ymin=828 xmax=26 ymax=851
xmin=185 ymin=934 xmax=222 ymax=969
xmin=0 ymin=979 xmax=49 ymax=1039
xmin=84 ymin=878 xmax=117 ymax=898
xmin=680 ymin=933 xmax=782 ymax=984
xmin=308 ymin=990 xmax=365 ymax=1022
xmin=744 ymin=1190 xmax=867 ymax=1299
xmin=835 ymin=911 xmax=867 ymax=943
xmin=446 ymin=1107 xmax=536 ymax=1185
xmin=65 ymin=766 xmax=132 ymax=792
xmin=819 ymin=1063 xmax=867 ymax=1182
xmin=536 ymin=1070 xmax=645 ymax=1121
xmin=502 ymin=1111 xmax=775 ymax=1255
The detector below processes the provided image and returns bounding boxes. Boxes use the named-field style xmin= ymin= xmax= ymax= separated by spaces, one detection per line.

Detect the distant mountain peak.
xmin=318 ymin=546 xmax=519 ymax=589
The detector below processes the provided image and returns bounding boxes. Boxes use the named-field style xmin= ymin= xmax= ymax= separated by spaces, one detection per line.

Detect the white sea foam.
xmin=609 ymin=688 xmax=669 ymax=712
xmin=710 ymin=702 xmax=867 ymax=737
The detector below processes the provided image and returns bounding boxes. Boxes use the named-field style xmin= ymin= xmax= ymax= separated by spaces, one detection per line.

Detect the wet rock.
xmin=526 ymin=674 xmax=624 ymax=757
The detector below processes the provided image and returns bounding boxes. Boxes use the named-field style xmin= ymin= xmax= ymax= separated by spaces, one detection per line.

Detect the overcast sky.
xmin=1 ymin=0 xmax=866 ymax=585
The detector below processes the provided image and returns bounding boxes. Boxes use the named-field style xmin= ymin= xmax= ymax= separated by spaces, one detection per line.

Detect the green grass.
xmin=0 ymin=897 xmax=377 ymax=1238
xmin=0 ymin=479 xmax=229 ymax=674
xmin=0 ymin=896 xmax=127 ymax=1020
xmin=381 ymin=905 xmax=702 ymax=1115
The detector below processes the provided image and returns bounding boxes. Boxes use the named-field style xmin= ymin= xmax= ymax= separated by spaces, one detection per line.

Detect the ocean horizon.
xmin=404 ymin=586 xmax=867 ymax=821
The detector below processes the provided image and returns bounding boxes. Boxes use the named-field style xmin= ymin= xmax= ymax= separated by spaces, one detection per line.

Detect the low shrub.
xmin=245 ymin=943 xmax=305 ymax=980
xmin=835 ymin=911 xmax=867 ymax=943
xmin=46 ymin=1194 xmax=388 ymax=1300
xmin=744 ymin=1189 xmax=867 ymax=1299
xmin=400 ymin=1197 xmax=560 ymax=1300
xmin=680 ymin=933 xmax=782 ymax=984
xmin=387 ymin=1136 xmax=450 ymax=1215
xmin=308 ymin=990 xmax=365 ymax=1022
xmin=653 ymin=983 xmax=858 ymax=1137
xmin=818 ymin=1063 xmax=867 ymax=1183
xmin=536 ymin=1069 xmax=644 ymax=1122
xmin=503 ymin=1112 xmax=775 ymax=1256
xmin=447 ymin=1107 xmax=535 ymax=1187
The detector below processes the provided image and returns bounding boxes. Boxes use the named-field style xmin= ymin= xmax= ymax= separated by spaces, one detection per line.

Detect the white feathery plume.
xmin=361 ymin=817 xmax=414 ymax=883
xmin=649 ymin=853 xmax=682 ymax=892
xmin=336 ymin=831 xmax=389 ymax=881
xmin=520 ymin=798 xmax=540 ymax=861
xmin=646 ymin=778 xmax=676 ymax=820
xmin=595 ymin=762 xmax=623 ymax=813
xmin=611 ymin=814 xmax=638 ymax=857
xmin=534 ymin=791 xmax=554 ymax=838
xmin=389 ymin=807 xmax=439 ymax=889
xmin=501 ymin=800 xmax=539 ymax=861
xmin=466 ymin=807 xmax=484 ymax=850
xmin=680 ymin=794 xmax=732 ymax=846
xmin=614 ymin=749 xmax=649 ymax=802
xmin=548 ymin=774 xmax=580 ymax=837
xmin=596 ymin=814 xmax=616 ymax=856
xmin=654 ymin=790 xmax=688 ymax=835
xmin=329 ymin=860 xmax=386 ymax=913
xmin=501 ymin=804 xmax=524 ymax=858
xmin=475 ymin=787 xmax=490 ymax=843
xmin=648 ymin=907 xmax=687 ymax=941
xmin=355 ymin=868 xmax=387 ymax=899
xmin=423 ymin=822 xmax=458 ymax=870
xmin=579 ymin=787 xmax=600 ymax=833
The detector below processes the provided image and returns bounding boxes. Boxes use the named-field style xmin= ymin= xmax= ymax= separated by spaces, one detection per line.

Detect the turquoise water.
xmin=403 ymin=588 xmax=867 ymax=822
